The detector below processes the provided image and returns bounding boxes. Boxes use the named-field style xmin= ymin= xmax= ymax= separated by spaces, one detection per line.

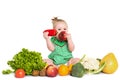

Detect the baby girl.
xmin=43 ymin=17 xmax=79 ymax=66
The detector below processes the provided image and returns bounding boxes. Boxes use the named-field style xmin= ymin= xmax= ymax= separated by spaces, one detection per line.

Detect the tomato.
xmin=15 ymin=69 xmax=25 ymax=78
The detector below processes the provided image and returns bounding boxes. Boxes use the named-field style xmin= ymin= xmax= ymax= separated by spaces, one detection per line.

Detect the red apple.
xmin=58 ymin=31 xmax=67 ymax=41
xmin=46 ymin=65 xmax=58 ymax=77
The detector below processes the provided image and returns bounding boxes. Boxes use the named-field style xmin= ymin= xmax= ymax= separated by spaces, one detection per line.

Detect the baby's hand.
xmin=43 ymin=32 xmax=49 ymax=39
xmin=66 ymin=33 xmax=72 ymax=40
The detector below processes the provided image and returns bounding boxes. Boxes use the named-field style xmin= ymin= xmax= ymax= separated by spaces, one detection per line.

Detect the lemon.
xmin=100 ymin=53 xmax=118 ymax=74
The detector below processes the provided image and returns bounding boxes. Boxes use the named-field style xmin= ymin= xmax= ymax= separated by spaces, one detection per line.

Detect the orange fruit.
xmin=100 ymin=53 xmax=118 ymax=74
xmin=58 ymin=64 xmax=69 ymax=76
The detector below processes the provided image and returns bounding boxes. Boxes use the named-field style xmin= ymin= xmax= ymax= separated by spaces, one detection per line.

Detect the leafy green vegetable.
xmin=71 ymin=62 xmax=85 ymax=78
xmin=2 ymin=69 xmax=13 ymax=74
xmin=7 ymin=48 xmax=46 ymax=75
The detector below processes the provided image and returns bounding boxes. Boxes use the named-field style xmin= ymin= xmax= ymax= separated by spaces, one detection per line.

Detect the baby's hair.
xmin=51 ymin=17 xmax=67 ymax=28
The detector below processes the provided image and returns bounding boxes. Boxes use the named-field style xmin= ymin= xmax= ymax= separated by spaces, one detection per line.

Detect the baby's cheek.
xmin=56 ymin=30 xmax=61 ymax=33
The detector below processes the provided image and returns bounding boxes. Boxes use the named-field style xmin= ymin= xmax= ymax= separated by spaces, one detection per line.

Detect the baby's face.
xmin=54 ymin=22 xmax=68 ymax=34
xmin=54 ymin=22 xmax=68 ymax=39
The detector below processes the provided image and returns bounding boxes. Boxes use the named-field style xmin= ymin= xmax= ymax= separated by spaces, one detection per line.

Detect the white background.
xmin=0 ymin=0 xmax=120 ymax=80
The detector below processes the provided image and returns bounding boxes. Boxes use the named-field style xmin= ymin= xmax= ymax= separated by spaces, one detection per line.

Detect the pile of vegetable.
xmin=2 ymin=51 xmax=118 ymax=78
xmin=70 ymin=55 xmax=106 ymax=78
xmin=2 ymin=48 xmax=46 ymax=75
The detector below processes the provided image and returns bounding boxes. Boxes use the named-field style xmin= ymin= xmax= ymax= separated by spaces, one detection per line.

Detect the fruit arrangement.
xmin=2 ymin=50 xmax=118 ymax=78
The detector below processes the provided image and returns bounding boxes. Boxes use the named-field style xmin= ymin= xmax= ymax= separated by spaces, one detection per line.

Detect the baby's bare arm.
xmin=66 ymin=34 xmax=75 ymax=52
xmin=43 ymin=32 xmax=54 ymax=51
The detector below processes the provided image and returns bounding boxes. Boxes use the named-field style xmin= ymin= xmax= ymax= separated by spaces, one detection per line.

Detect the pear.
xmin=100 ymin=53 xmax=118 ymax=74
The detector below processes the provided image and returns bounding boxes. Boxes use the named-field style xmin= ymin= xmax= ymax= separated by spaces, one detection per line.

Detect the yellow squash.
xmin=100 ymin=53 xmax=118 ymax=74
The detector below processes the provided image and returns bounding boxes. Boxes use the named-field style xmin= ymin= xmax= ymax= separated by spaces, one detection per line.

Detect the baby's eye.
xmin=64 ymin=28 xmax=66 ymax=30
xmin=58 ymin=29 xmax=61 ymax=31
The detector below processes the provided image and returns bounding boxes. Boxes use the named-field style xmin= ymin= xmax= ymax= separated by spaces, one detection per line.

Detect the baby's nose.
xmin=62 ymin=30 xmax=67 ymax=32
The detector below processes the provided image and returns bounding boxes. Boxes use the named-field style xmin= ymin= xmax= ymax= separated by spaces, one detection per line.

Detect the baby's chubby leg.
xmin=43 ymin=59 xmax=56 ymax=67
xmin=67 ymin=58 xmax=80 ymax=66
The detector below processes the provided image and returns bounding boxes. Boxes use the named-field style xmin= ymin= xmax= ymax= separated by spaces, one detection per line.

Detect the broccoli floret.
xmin=71 ymin=62 xmax=85 ymax=78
